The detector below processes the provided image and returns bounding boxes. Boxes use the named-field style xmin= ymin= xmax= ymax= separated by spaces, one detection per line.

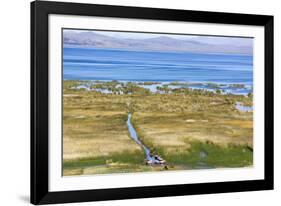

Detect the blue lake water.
xmin=63 ymin=47 xmax=253 ymax=94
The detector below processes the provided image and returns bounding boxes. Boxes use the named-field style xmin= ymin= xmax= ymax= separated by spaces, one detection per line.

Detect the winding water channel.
xmin=127 ymin=113 xmax=166 ymax=165
xmin=127 ymin=113 xmax=153 ymax=161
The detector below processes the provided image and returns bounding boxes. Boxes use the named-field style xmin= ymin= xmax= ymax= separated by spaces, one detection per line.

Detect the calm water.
xmin=63 ymin=47 xmax=253 ymax=89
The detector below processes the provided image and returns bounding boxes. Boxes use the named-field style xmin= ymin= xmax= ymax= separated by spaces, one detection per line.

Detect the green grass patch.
xmin=64 ymin=150 xmax=145 ymax=171
xmin=162 ymin=140 xmax=253 ymax=168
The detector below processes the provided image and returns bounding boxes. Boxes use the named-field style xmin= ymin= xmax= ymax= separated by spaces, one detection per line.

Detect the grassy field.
xmin=63 ymin=80 xmax=253 ymax=176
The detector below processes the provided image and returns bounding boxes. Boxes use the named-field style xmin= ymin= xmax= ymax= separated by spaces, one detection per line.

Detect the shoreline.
xmin=65 ymin=79 xmax=253 ymax=96
xmin=64 ymin=44 xmax=253 ymax=57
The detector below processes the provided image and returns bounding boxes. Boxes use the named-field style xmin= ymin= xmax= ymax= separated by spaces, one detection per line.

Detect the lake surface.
xmin=63 ymin=47 xmax=253 ymax=94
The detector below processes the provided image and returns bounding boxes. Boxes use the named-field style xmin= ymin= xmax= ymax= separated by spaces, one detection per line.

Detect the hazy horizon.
xmin=63 ymin=29 xmax=253 ymax=55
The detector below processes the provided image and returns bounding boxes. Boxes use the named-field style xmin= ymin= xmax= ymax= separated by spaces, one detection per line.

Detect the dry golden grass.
xmin=63 ymin=94 xmax=142 ymax=161
xmin=133 ymin=110 xmax=253 ymax=150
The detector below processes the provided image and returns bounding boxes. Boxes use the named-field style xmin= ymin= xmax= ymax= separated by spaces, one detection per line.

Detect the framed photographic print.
xmin=31 ymin=0 xmax=274 ymax=204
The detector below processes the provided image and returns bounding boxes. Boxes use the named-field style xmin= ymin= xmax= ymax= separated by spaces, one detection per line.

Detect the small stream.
xmin=127 ymin=113 xmax=165 ymax=165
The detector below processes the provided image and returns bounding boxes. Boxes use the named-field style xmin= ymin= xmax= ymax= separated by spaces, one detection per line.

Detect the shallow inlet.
xmin=235 ymin=102 xmax=253 ymax=112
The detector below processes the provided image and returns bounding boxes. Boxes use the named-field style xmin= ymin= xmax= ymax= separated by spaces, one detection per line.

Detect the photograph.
xmin=30 ymin=1 xmax=274 ymax=204
xmin=62 ymin=29 xmax=254 ymax=176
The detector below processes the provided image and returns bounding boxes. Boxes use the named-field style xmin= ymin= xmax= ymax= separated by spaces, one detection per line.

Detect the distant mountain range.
xmin=63 ymin=31 xmax=252 ymax=55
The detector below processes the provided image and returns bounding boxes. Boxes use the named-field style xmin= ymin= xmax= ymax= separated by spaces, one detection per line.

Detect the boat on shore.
xmin=146 ymin=155 xmax=166 ymax=166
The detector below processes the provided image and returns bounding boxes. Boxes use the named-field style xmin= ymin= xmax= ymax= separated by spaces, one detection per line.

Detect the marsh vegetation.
xmin=63 ymin=80 xmax=253 ymax=176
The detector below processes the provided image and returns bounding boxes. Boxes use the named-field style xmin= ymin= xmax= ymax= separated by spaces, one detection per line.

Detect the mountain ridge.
xmin=63 ymin=31 xmax=252 ymax=55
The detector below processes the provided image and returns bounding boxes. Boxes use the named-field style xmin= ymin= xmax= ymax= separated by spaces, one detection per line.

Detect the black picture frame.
xmin=31 ymin=0 xmax=274 ymax=204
